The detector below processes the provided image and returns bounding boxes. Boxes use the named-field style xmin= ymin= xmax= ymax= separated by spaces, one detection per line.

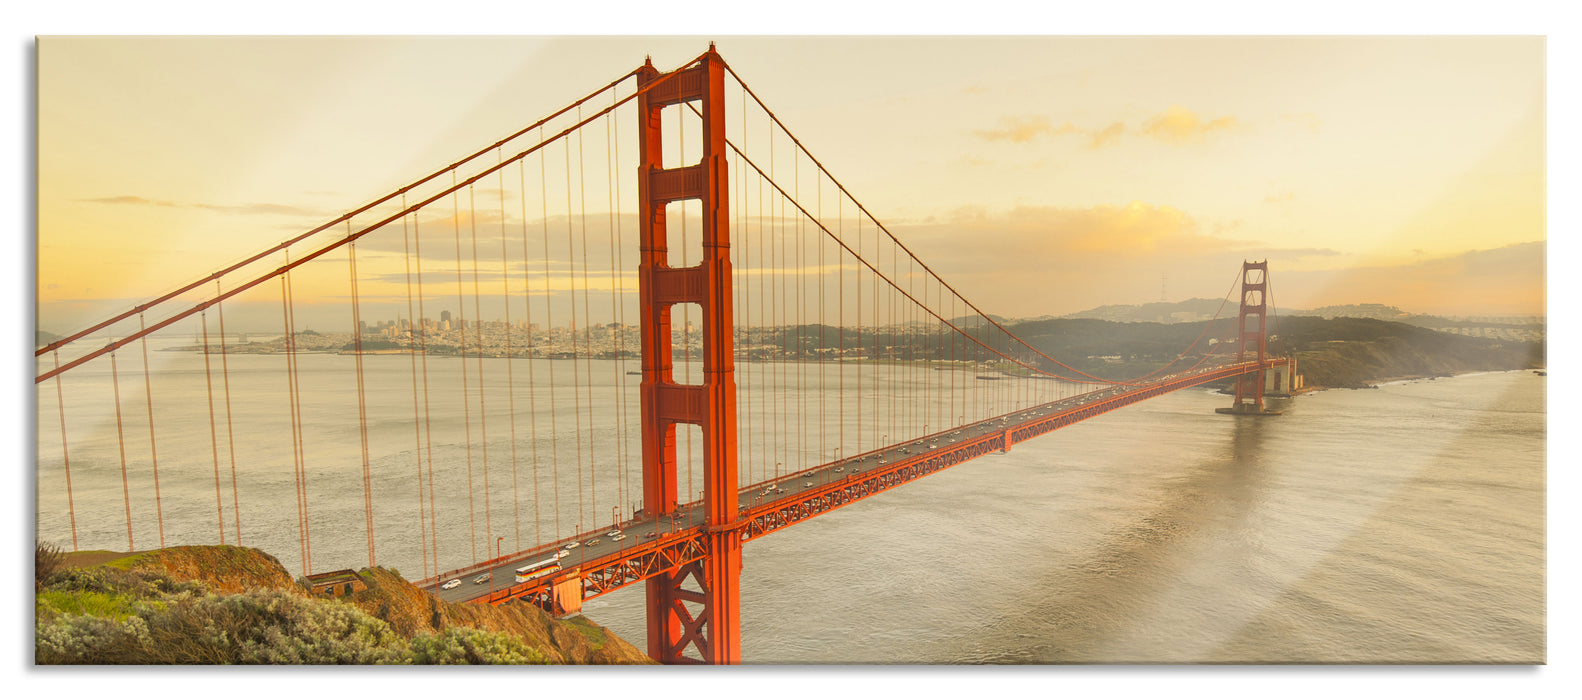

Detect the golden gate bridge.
xmin=33 ymin=46 xmax=1292 ymax=664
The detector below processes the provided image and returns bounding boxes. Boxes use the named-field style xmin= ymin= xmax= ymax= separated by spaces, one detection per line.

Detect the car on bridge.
xmin=442 ymin=579 xmax=461 ymax=590
xmin=473 ymin=573 xmax=490 ymax=584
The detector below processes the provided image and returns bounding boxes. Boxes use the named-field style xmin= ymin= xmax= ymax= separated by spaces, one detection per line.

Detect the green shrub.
xmin=148 ymin=589 xmax=406 ymax=664
xmin=408 ymin=627 xmax=550 ymax=665
xmin=35 ymin=613 xmax=153 ymax=664
xmin=36 ymin=542 xmax=65 ymax=591
xmin=36 ymin=588 xmax=408 ymax=664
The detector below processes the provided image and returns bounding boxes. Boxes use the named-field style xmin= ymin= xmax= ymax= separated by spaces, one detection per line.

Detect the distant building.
xmin=304 ymin=569 xmax=367 ymax=597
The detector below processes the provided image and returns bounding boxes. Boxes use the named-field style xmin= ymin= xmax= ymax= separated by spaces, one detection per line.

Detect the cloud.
xmin=976 ymin=108 xmax=1242 ymax=150
xmin=1140 ymin=105 xmax=1242 ymax=144
xmin=193 ymin=202 xmax=326 ymax=217
xmin=82 ymin=195 xmax=179 ymax=207
xmin=80 ymin=195 xmax=327 ymax=217
xmin=974 ymin=115 xmax=1076 ymax=144
xmin=1088 ymin=122 xmax=1126 ymax=149
xmin=1263 ymin=190 xmax=1295 ymax=204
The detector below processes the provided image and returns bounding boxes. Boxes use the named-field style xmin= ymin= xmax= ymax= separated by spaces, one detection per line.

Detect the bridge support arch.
xmin=636 ymin=47 xmax=742 ymax=664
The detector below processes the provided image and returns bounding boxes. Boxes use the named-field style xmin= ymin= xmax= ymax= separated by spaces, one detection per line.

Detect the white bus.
xmin=515 ymin=556 xmax=562 ymax=583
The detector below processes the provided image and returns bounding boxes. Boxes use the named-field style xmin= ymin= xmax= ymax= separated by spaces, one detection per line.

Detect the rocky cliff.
xmin=34 ymin=544 xmax=652 ymax=665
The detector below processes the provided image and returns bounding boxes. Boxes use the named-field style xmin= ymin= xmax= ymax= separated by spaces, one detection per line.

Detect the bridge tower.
xmin=1221 ymin=260 xmax=1278 ymax=415
xmin=635 ymin=47 xmax=743 ymax=664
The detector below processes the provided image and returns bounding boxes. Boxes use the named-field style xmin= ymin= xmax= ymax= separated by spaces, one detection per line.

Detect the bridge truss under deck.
xmin=461 ymin=358 xmax=1285 ymax=611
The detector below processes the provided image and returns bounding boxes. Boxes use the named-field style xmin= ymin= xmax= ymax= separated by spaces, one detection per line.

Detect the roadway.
xmin=426 ymin=363 xmax=1241 ymax=604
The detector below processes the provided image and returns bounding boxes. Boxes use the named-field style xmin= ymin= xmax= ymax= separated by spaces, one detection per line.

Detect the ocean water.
xmin=34 ymin=340 xmax=1544 ymax=664
xmin=585 ymin=370 xmax=1545 ymax=664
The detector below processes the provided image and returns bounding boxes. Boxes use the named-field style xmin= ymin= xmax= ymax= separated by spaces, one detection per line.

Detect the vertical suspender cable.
xmin=411 ymin=202 xmax=441 ymax=579
xmin=772 ymin=149 xmax=784 ymax=481
xmin=52 ymin=351 xmax=79 ymax=550
xmin=769 ymin=127 xmax=780 ymax=483
xmin=543 ymin=128 xmax=561 ymax=544
xmin=468 ymin=186 xmax=494 ymax=559
xmin=500 ymin=151 xmax=523 ymax=552
xmin=757 ymin=130 xmax=768 ymax=486
xmin=137 ymin=314 xmax=165 ymax=548
xmin=216 ymin=282 xmax=241 ymax=543
xmin=838 ymin=193 xmax=844 ymax=462
xmin=606 ymin=104 xmax=625 ymax=520
xmin=200 ymin=311 xmax=225 ymax=544
xmin=349 ymin=237 xmax=375 ymax=567
xmin=111 ymin=349 xmax=133 ymax=552
xmin=402 ymin=200 xmax=431 ymax=580
xmin=452 ymin=172 xmax=479 ymax=563
xmin=578 ymin=106 xmax=598 ymax=526
xmin=288 ymin=267 xmax=312 ymax=573
xmin=796 ymin=150 xmax=805 ymax=470
xmin=567 ymin=116 xmax=586 ymax=531
xmin=280 ymin=274 xmax=306 ymax=572
xmin=520 ymin=159 xmax=543 ymax=548
xmin=614 ymin=93 xmax=635 ymax=520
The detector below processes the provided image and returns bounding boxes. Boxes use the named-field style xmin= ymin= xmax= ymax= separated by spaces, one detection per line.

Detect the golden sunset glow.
xmin=36 ymin=35 xmax=1545 ymax=333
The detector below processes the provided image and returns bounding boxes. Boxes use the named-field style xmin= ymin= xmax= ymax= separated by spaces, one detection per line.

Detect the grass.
xmin=37 ymin=590 xmax=138 ymax=620
xmin=562 ymin=616 xmax=607 ymax=651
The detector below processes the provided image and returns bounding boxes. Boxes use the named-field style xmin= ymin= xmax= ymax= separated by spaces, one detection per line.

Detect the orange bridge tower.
xmin=1219 ymin=260 xmax=1282 ymax=416
xmin=636 ymin=47 xmax=743 ymax=664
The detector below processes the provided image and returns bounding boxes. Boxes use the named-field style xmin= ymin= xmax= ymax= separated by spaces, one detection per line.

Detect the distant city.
xmin=191 ymin=308 xmax=955 ymax=362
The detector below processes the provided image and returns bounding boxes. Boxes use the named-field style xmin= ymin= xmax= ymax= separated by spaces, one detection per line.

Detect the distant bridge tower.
xmin=636 ymin=47 xmax=743 ymax=664
xmin=1220 ymin=260 xmax=1279 ymax=416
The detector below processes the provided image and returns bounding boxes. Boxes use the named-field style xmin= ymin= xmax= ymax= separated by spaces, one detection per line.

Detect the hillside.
xmin=996 ymin=315 xmax=1541 ymax=387
xmin=34 ymin=544 xmax=652 ymax=665
xmin=1274 ymin=315 xmax=1543 ymax=388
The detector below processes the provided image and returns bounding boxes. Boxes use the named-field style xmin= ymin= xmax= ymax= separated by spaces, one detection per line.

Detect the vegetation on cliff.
xmin=994 ymin=314 xmax=1541 ymax=388
xmin=33 ymin=543 xmax=652 ymax=665
xmin=1274 ymin=316 xmax=1543 ymax=388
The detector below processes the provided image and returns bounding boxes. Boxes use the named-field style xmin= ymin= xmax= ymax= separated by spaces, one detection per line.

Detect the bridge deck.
xmin=419 ymin=359 xmax=1278 ymax=607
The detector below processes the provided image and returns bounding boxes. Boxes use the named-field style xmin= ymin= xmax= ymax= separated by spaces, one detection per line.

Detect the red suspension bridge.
xmin=34 ymin=47 xmax=1293 ymax=664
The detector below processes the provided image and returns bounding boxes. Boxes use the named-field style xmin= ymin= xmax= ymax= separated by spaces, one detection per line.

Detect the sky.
xmin=34 ymin=33 xmax=1547 ymax=334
